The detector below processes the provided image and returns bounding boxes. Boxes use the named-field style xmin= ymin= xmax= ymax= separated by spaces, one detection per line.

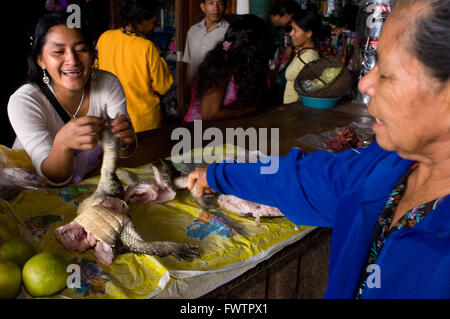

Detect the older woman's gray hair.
xmin=392 ymin=0 xmax=450 ymax=83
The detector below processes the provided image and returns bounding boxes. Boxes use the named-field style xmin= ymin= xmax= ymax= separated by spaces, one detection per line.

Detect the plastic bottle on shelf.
xmin=354 ymin=0 xmax=392 ymax=105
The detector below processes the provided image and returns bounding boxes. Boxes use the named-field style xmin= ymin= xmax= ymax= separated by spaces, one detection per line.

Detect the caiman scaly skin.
xmin=75 ymin=112 xmax=200 ymax=260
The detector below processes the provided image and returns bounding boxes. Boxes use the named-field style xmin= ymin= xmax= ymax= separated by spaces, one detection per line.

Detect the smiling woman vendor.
xmin=7 ymin=12 xmax=136 ymax=186
xmin=188 ymin=0 xmax=450 ymax=298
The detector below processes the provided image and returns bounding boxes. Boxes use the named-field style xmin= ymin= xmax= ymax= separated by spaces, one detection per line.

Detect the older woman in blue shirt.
xmin=187 ymin=0 xmax=450 ymax=298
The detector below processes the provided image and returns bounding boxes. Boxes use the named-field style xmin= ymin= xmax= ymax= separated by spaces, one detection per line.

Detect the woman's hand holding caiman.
xmin=111 ymin=114 xmax=137 ymax=158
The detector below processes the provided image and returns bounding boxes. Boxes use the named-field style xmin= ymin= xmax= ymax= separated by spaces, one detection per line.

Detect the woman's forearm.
xmin=41 ymin=142 xmax=74 ymax=184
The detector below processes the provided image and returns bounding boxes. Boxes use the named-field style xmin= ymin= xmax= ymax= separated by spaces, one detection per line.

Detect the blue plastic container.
xmin=299 ymin=95 xmax=342 ymax=109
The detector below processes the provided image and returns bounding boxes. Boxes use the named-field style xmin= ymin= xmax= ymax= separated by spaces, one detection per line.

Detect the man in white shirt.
xmin=182 ymin=0 xmax=230 ymax=84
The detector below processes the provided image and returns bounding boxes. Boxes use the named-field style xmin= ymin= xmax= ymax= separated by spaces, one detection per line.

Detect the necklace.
xmin=47 ymin=84 xmax=86 ymax=120
xmin=121 ymin=27 xmax=143 ymax=37
xmin=71 ymin=89 xmax=85 ymax=120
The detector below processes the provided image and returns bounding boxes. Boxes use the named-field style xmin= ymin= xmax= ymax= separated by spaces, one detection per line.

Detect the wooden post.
xmin=229 ymin=0 xmax=237 ymax=14
xmin=176 ymin=0 xmax=188 ymax=118
xmin=108 ymin=0 xmax=121 ymax=29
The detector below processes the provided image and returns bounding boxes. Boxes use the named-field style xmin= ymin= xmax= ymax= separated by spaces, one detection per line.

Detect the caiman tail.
xmin=76 ymin=109 xmax=124 ymax=214
xmin=93 ymin=109 xmax=123 ymax=199
xmin=120 ymin=218 xmax=200 ymax=260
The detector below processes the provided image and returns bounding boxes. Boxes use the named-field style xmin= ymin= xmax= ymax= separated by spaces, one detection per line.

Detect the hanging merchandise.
xmin=327 ymin=0 xmax=337 ymax=17
xmin=354 ymin=0 xmax=392 ymax=105
xmin=318 ymin=29 xmax=358 ymax=67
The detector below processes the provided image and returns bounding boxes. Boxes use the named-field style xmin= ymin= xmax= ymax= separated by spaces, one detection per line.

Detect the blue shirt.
xmin=206 ymin=142 xmax=450 ymax=298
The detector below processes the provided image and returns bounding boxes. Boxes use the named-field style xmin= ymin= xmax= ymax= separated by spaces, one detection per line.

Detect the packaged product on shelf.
xmin=354 ymin=0 xmax=392 ymax=104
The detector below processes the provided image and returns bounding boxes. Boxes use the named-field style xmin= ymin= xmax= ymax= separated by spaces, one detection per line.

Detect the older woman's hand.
xmin=187 ymin=167 xmax=216 ymax=197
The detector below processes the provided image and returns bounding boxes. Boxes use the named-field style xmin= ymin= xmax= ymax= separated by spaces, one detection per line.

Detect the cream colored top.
xmin=283 ymin=49 xmax=319 ymax=104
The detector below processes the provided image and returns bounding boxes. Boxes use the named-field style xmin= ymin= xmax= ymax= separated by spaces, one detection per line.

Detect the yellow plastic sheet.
xmin=7 ymin=145 xmax=312 ymax=299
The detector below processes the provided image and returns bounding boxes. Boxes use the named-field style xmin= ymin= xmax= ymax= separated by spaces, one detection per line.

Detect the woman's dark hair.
xmin=120 ymin=0 xmax=160 ymax=29
xmin=196 ymin=14 xmax=271 ymax=108
xmin=269 ymin=0 xmax=299 ymax=16
xmin=27 ymin=12 xmax=94 ymax=85
xmin=291 ymin=9 xmax=330 ymax=45
xmin=393 ymin=0 xmax=450 ymax=83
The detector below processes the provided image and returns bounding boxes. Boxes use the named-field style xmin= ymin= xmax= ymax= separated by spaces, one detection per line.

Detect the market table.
xmin=113 ymin=99 xmax=373 ymax=298
xmin=7 ymin=98 xmax=372 ymax=299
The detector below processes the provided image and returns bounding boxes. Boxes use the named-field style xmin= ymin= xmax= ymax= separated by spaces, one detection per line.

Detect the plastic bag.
xmin=0 ymin=145 xmax=49 ymax=200
xmin=301 ymin=67 xmax=343 ymax=93
xmin=296 ymin=122 xmax=375 ymax=152
xmin=354 ymin=0 xmax=393 ymax=104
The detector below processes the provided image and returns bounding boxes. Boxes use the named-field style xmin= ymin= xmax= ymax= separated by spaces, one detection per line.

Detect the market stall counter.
xmin=121 ymin=98 xmax=371 ymax=298
xmin=4 ymin=99 xmax=373 ymax=299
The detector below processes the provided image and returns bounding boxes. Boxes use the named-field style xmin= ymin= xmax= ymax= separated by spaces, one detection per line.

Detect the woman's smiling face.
xmin=37 ymin=24 xmax=93 ymax=93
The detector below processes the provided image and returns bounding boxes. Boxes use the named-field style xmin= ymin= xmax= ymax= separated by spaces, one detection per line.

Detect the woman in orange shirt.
xmin=97 ymin=0 xmax=173 ymax=132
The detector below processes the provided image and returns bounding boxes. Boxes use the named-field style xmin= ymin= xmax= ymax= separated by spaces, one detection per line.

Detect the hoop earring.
xmin=42 ymin=69 xmax=50 ymax=84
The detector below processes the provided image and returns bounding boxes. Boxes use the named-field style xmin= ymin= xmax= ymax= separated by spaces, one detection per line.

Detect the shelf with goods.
xmin=316 ymin=27 xmax=359 ymax=70
xmin=147 ymin=0 xmax=177 ymax=63
xmin=304 ymin=0 xmax=393 ymax=103
xmin=292 ymin=1 xmax=361 ymax=69
xmin=146 ymin=0 xmax=178 ymax=118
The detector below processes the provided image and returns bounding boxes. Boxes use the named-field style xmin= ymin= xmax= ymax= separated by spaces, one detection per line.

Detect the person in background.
xmin=267 ymin=0 xmax=300 ymax=104
xmin=187 ymin=0 xmax=450 ymax=298
xmin=7 ymin=12 xmax=136 ymax=186
xmin=269 ymin=0 xmax=298 ymax=28
xmin=97 ymin=0 xmax=173 ymax=132
xmin=283 ymin=9 xmax=330 ymax=104
xmin=182 ymin=0 xmax=229 ymax=85
xmin=184 ymin=14 xmax=271 ymax=122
